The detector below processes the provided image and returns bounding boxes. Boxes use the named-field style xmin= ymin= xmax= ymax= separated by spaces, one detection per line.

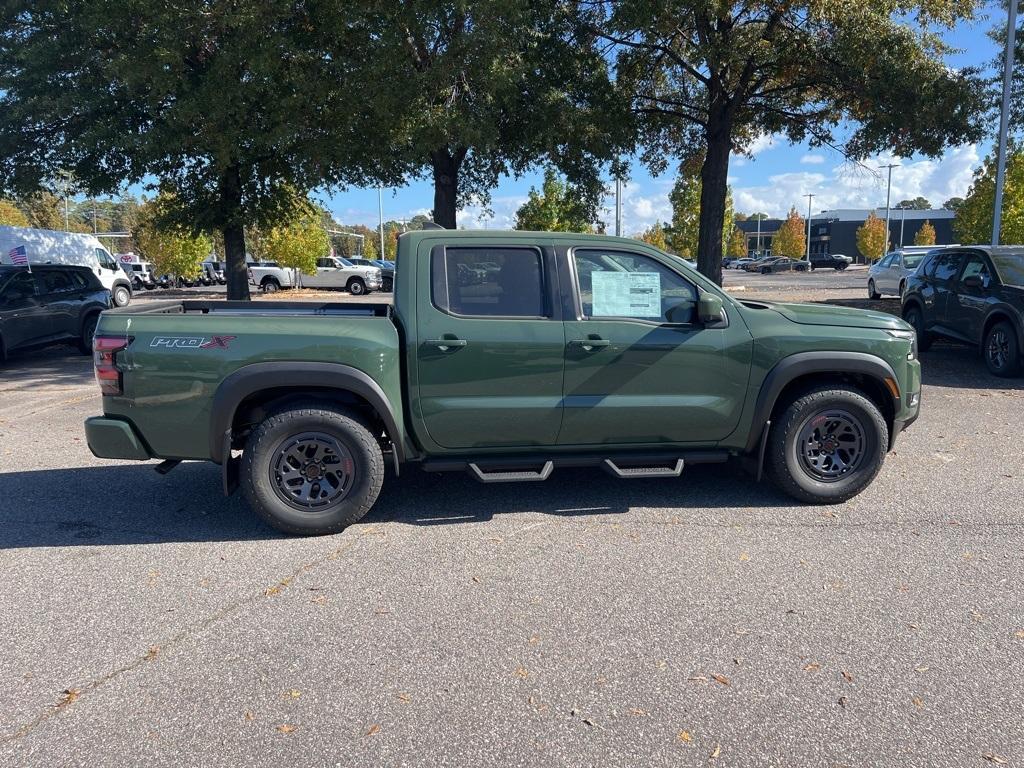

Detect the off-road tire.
xmin=767 ymin=386 xmax=888 ymax=505
xmin=241 ymin=403 xmax=384 ymax=535
xmin=984 ymin=320 xmax=1023 ymax=378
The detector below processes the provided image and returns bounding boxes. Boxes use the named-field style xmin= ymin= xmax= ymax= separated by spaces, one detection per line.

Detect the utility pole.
xmin=377 ymin=187 xmax=385 ymax=258
xmin=614 ymin=176 xmax=622 ymax=237
xmin=756 ymin=215 xmax=761 ymax=256
xmin=881 ymin=163 xmax=899 ymax=254
xmin=900 ymin=207 xmax=906 ymax=247
xmin=994 ymin=0 xmax=1018 ymax=246
xmin=804 ymin=194 xmax=814 ymax=261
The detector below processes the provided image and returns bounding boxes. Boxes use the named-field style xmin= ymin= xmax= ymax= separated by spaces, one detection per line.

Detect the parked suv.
xmin=902 ymin=246 xmax=1024 ymax=377
xmin=349 ymin=258 xmax=395 ymax=291
xmin=0 ymin=265 xmax=110 ymax=361
xmin=809 ymin=253 xmax=852 ymax=271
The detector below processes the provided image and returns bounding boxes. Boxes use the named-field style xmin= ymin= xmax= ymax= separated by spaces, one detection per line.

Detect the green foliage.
xmin=943 ymin=197 xmax=965 ymax=213
xmin=857 ymin=213 xmax=889 ymax=261
xmin=955 ymin=148 xmax=1024 ymax=244
xmin=728 ymin=226 xmax=748 ymax=258
xmin=261 ymin=206 xmax=330 ymax=276
xmin=773 ymin=208 xmax=806 ymax=259
xmin=361 ymin=236 xmax=379 ymax=261
xmin=914 ymin=220 xmax=937 ymax=245
xmin=749 ymin=213 xmax=770 ymax=221
xmin=514 ymin=169 xmax=595 ymax=232
xmin=0 ymin=200 xmax=28 ymax=226
xmin=896 ymin=197 xmax=932 ymax=210
xmin=15 ymin=192 xmax=65 ymax=230
xmin=134 ymin=195 xmax=211 ymax=279
xmin=666 ymin=168 xmax=733 ymax=260
xmin=637 ymin=223 xmax=668 ymax=250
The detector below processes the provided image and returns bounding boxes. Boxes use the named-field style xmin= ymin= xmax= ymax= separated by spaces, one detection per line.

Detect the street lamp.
xmin=994 ymin=0 xmax=1018 ymax=246
xmin=881 ymin=163 xmax=899 ymax=253
xmin=804 ymin=194 xmax=814 ymax=261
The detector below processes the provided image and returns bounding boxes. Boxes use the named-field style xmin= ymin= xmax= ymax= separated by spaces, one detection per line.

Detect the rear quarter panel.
xmin=96 ymin=311 xmax=402 ymax=460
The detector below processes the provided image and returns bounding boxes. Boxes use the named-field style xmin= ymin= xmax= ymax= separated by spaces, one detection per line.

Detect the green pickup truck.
xmin=85 ymin=231 xmax=921 ymax=535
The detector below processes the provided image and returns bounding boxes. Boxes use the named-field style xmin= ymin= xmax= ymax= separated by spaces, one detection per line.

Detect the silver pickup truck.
xmin=247 ymin=257 xmax=382 ymax=294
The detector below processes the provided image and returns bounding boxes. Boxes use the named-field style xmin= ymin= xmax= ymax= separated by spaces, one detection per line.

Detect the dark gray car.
xmin=0 ymin=265 xmax=110 ymax=361
xmin=349 ymin=258 xmax=395 ymax=291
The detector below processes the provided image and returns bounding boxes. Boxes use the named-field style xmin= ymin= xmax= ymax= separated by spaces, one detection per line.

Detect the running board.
xmin=468 ymin=461 xmax=554 ymax=483
xmin=603 ymin=458 xmax=684 ymax=478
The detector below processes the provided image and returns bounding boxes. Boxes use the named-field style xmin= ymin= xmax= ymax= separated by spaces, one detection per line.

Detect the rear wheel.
xmin=241 ymin=404 xmax=385 ymax=535
xmin=382 ymin=277 xmax=394 ymax=292
xmin=78 ymin=313 xmax=98 ymax=354
xmin=902 ymin=304 xmax=933 ymax=352
xmin=112 ymin=284 xmax=131 ymax=307
xmin=984 ymin=320 xmax=1022 ymax=378
xmin=347 ymin=277 xmax=366 ymax=295
xmin=767 ymin=386 xmax=888 ymax=504
xmin=867 ymin=279 xmax=881 ymax=300
xmin=262 ymin=278 xmax=280 ymax=293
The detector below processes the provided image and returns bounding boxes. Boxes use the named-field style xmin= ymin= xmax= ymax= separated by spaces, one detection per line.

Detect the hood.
xmin=746 ymin=300 xmax=909 ymax=330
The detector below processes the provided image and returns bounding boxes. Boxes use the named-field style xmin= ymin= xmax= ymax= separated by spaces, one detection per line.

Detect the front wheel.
xmin=347 ymin=278 xmax=366 ymax=295
xmin=112 ymin=284 xmax=131 ymax=307
xmin=767 ymin=386 xmax=888 ymax=504
xmin=241 ymin=404 xmax=385 ymax=535
xmin=902 ymin=304 xmax=933 ymax=352
xmin=78 ymin=313 xmax=98 ymax=354
xmin=984 ymin=320 xmax=1023 ymax=378
xmin=867 ymin=279 xmax=881 ymax=300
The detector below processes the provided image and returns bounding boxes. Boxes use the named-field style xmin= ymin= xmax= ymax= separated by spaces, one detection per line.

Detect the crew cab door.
xmin=0 ymin=271 xmax=46 ymax=350
xmin=947 ymin=250 xmax=995 ymax=343
xmin=557 ymin=246 xmax=752 ymax=446
xmin=411 ymin=240 xmax=565 ymax=450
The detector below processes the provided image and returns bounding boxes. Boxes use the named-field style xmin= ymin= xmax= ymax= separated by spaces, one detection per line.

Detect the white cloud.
xmin=800 ymin=154 xmax=826 ymax=165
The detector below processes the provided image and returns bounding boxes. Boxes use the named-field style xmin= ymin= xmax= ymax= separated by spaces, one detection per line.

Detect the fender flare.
xmin=743 ymin=351 xmax=900 ymax=453
xmin=209 ymin=361 xmax=404 ymax=465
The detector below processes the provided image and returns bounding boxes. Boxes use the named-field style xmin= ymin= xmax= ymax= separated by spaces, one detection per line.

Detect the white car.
xmin=0 ymin=225 xmax=134 ymax=306
xmin=867 ymin=248 xmax=937 ymax=299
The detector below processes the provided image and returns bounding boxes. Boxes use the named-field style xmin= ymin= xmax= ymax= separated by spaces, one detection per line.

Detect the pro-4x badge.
xmin=150 ymin=335 xmax=237 ymax=349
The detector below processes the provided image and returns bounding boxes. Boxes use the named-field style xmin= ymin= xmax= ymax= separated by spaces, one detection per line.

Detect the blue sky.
xmin=321 ymin=4 xmax=1006 ymax=235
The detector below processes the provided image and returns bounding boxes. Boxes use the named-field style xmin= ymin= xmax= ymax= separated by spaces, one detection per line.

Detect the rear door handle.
xmin=568 ymin=338 xmax=611 ymax=352
xmin=425 ymin=338 xmax=467 ymax=352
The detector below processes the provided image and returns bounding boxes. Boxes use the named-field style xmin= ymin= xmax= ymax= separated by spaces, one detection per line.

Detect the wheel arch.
xmin=981 ymin=308 xmax=1023 ymax=348
xmin=210 ymin=362 xmax=405 ymax=469
xmin=744 ymin=352 xmax=901 ymax=455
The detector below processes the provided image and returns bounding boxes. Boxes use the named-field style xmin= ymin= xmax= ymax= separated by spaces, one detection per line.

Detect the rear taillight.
xmin=94 ymin=335 xmax=130 ymax=396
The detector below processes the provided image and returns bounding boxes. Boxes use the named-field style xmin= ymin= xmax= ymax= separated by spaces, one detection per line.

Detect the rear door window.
xmin=432 ymin=247 xmax=546 ymax=318
xmin=1 ymin=272 xmax=37 ymax=306
xmin=37 ymin=269 xmax=75 ymax=294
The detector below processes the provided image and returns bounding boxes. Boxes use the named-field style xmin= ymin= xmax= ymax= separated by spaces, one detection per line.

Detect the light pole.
xmin=614 ymin=176 xmax=622 ymax=237
xmin=881 ymin=163 xmax=899 ymax=254
xmin=994 ymin=0 xmax=1018 ymax=246
xmin=377 ymin=187 xmax=385 ymax=258
xmin=756 ymin=215 xmax=761 ymax=256
xmin=804 ymin=194 xmax=814 ymax=261
xmin=900 ymin=207 xmax=906 ymax=247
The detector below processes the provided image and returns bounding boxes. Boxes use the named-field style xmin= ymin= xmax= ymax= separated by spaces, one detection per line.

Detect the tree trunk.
xmin=220 ymin=164 xmax=250 ymax=301
xmin=697 ymin=126 xmax=732 ymax=287
xmin=430 ymin=148 xmax=463 ymax=229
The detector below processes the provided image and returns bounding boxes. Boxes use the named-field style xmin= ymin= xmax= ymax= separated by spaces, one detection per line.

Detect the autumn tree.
xmin=666 ymin=163 xmax=733 ymax=261
xmin=856 ymin=213 xmax=889 ymax=262
xmin=955 ymin=147 xmax=1024 ymax=244
xmin=134 ymin=195 xmax=211 ymax=280
xmin=262 ymin=206 xmax=330 ymax=280
xmin=514 ymin=168 xmax=595 ymax=232
xmin=637 ymin=223 xmax=669 ymax=250
xmin=914 ymin=220 xmax=937 ymax=245
xmin=593 ymin=0 xmax=985 ymax=285
xmin=0 ymin=200 xmax=27 ymax=226
xmin=728 ymin=226 xmax=748 ymax=258
xmin=773 ymin=208 xmax=806 ymax=260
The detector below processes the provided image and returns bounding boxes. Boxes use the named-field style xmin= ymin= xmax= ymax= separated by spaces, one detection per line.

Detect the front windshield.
xmin=904 ymin=253 xmax=925 ymax=269
xmin=990 ymin=253 xmax=1024 ymax=287
xmin=336 ymin=257 xmax=354 ymax=267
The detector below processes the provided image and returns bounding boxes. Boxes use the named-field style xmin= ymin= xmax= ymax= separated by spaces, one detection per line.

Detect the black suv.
xmin=901 ymin=246 xmax=1024 ymax=377
xmin=809 ymin=253 xmax=853 ymax=270
xmin=0 ymin=265 xmax=110 ymax=362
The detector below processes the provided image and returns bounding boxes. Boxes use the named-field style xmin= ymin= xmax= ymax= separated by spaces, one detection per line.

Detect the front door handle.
xmin=425 ymin=337 xmax=467 ymax=352
xmin=568 ymin=337 xmax=611 ymax=352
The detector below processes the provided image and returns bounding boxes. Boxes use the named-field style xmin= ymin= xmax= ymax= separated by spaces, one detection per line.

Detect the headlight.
xmin=888 ymin=328 xmax=917 ymax=360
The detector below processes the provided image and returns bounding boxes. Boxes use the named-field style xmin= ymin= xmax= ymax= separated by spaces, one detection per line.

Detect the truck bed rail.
xmin=104 ymin=300 xmax=392 ymax=318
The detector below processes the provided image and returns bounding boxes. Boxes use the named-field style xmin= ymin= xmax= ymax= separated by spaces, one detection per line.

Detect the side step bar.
xmin=468 ymin=461 xmax=554 ymax=483
xmin=603 ymin=458 xmax=684 ymax=479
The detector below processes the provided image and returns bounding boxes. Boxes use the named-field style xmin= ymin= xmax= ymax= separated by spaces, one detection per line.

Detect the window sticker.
xmin=591 ymin=271 xmax=661 ymax=317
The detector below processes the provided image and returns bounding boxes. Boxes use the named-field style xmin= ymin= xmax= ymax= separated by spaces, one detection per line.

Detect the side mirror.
xmin=962 ymin=274 xmax=983 ymax=289
xmin=698 ymin=290 xmax=725 ymax=325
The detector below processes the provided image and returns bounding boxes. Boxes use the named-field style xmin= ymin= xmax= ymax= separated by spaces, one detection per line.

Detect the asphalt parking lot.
xmin=1 ymin=275 xmax=1022 ymax=767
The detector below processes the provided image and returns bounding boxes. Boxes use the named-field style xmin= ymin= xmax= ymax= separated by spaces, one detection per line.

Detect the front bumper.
xmin=85 ymin=416 xmax=152 ymax=460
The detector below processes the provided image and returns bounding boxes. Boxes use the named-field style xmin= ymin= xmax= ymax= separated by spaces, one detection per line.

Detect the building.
xmin=735 ymin=208 xmax=957 ymax=262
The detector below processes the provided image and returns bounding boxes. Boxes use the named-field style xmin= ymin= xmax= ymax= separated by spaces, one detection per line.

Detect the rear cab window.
xmin=431 ymin=247 xmax=547 ymax=318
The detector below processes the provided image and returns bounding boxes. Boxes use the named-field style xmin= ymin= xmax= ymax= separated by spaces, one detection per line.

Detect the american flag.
xmin=7 ymin=245 xmax=29 ymax=267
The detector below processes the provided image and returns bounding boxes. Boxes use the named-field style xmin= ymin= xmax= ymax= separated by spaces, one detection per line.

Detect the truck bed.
xmin=104 ymin=299 xmax=392 ymax=318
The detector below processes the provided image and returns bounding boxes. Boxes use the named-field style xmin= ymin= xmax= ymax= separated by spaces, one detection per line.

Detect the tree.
xmin=514 ymin=168 xmax=595 ymax=232
xmin=728 ymin=226 xmax=748 ymax=258
xmin=955 ymin=147 xmax=1024 ymax=244
xmin=0 ymin=200 xmax=27 ymax=226
xmin=666 ymin=163 xmax=733 ymax=260
xmin=361 ymin=236 xmax=380 ymax=261
xmin=914 ymin=220 xmax=937 ymax=245
xmin=134 ymin=195 xmax=211 ymax=280
xmin=943 ymin=197 xmax=965 ymax=213
xmin=856 ymin=213 xmax=889 ymax=261
xmin=15 ymin=192 xmax=66 ymax=230
xmin=372 ymin=1 xmax=627 ymax=229
xmin=596 ymin=1 xmax=985 ymax=285
xmin=773 ymin=208 xmax=806 ymax=259
xmin=262 ymin=206 xmax=330 ymax=281
xmin=896 ymin=197 xmax=932 ymax=210
xmin=0 ymin=1 xmax=405 ymax=300
xmin=637 ymin=223 xmax=669 ymax=250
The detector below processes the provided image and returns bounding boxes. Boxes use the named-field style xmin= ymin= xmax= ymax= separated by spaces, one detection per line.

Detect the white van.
xmin=0 ymin=225 xmax=134 ymax=306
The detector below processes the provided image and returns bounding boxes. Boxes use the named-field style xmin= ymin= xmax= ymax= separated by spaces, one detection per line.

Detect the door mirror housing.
xmin=962 ymin=274 xmax=984 ymax=289
xmin=698 ymin=290 xmax=725 ymax=325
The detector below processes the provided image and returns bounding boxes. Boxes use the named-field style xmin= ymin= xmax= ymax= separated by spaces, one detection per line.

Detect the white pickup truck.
xmin=247 ymin=257 xmax=383 ymax=294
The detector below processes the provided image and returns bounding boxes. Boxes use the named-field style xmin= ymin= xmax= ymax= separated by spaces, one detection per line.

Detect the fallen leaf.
xmin=582 ymin=718 xmax=601 ymax=728
xmin=365 ymin=724 xmax=381 ymax=736
xmin=145 ymin=645 xmax=159 ymax=661
xmin=739 ymin=552 xmax=750 ymax=562
xmin=528 ymin=635 xmax=541 ymax=646
xmin=982 ymin=752 xmax=1008 ymax=764
xmin=628 ymin=708 xmax=648 ymax=717
xmin=912 ymin=696 xmax=924 ymax=710
xmin=656 ymin=660 xmax=668 ymax=670
xmin=471 ymin=576 xmax=481 ymax=584
xmin=514 ymin=666 xmax=529 ymax=679
xmin=397 ymin=692 xmax=411 ymax=704
xmin=710 ymin=744 xmax=722 ymax=759
xmin=803 ymin=662 xmax=821 ymax=672
xmin=838 ymin=696 xmax=848 ymax=708
xmin=677 ymin=730 xmax=693 ymax=743
xmin=276 ymin=724 xmax=296 ymax=734
xmin=284 ymin=689 xmax=302 ymax=699
xmin=311 ymin=595 xmax=327 ymax=605
xmin=711 ymin=674 xmax=730 ymax=687
xmin=58 ymin=688 xmax=80 ymax=708
xmin=914 ymin=665 xmax=930 ymax=673
xmin=264 ymin=586 xmax=281 ymax=597
xmin=841 ymin=670 xmax=854 ymax=683
xmin=243 ymin=710 xmax=255 ymax=721
xmin=1015 ymin=630 xmax=1024 ymax=639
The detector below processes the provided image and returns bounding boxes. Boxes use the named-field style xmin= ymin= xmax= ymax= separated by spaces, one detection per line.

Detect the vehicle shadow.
xmin=0 ymin=345 xmax=94 ymax=386
xmin=0 ymin=460 xmax=793 ymax=549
